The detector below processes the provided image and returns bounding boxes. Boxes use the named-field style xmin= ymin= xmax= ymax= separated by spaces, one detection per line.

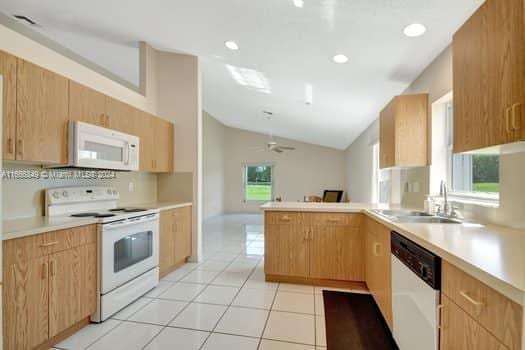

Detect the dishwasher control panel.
xmin=391 ymin=231 xmax=441 ymax=289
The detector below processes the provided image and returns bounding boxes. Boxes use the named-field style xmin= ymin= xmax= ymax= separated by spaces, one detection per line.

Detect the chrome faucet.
xmin=439 ymin=180 xmax=449 ymax=216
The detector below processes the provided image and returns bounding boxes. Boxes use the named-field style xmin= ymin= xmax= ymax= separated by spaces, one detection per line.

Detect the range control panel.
xmin=391 ymin=231 xmax=441 ymax=290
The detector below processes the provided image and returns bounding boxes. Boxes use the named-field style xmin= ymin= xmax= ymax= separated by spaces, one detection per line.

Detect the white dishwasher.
xmin=391 ymin=232 xmax=441 ymax=350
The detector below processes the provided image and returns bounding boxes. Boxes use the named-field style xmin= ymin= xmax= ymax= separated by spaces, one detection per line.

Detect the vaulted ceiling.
xmin=1 ymin=0 xmax=483 ymax=149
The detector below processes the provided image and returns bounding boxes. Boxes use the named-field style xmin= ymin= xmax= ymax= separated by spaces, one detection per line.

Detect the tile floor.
xmin=53 ymin=214 xmax=366 ymax=350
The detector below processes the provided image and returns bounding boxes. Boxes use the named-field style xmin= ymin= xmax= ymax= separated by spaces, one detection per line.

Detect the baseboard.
xmin=266 ymin=274 xmax=368 ymax=291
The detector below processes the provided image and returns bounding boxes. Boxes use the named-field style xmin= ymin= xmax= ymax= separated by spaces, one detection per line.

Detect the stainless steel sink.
xmin=371 ymin=209 xmax=462 ymax=224
xmin=371 ymin=209 xmax=433 ymax=217
xmin=391 ymin=216 xmax=462 ymax=224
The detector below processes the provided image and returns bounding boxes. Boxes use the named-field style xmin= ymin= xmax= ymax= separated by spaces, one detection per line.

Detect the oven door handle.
xmin=103 ymin=214 xmax=158 ymax=230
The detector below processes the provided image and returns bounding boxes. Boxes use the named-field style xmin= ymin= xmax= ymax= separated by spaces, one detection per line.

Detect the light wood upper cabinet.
xmin=440 ymin=295 xmax=506 ymax=350
xmin=3 ymin=225 xmax=97 ymax=350
xmin=138 ymin=112 xmax=155 ymax=172
xmin=69 ymin=81 xmax=107 ymax=128
xmin=0 ymin=50 xmax=17 ymax=160
xmin=153 ymin=116 xmax=175 ymax=173
xmin=106 ymin=96 xmax=139 ymax=135
xmin=365 ymin=217 xmax=393 ymax=330
xmin=453 ymin=0 xmax=525 ymax=152
xmin=16 ymin=59 xmax=69 ymax=164
xmin=379 ymin=94 xmax=429 ymax=169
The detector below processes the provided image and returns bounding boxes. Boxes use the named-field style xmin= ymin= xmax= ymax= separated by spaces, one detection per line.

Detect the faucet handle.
xmin=435 ymin=203 xmax=442 ymax=214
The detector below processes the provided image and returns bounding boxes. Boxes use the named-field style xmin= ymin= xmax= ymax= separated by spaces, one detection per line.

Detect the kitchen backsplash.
xmin=2 ymin=162 xmax=158 ymax=219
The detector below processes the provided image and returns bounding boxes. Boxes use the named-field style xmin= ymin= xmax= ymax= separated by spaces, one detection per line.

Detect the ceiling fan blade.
xmin=278 ymin=146 xmax=295 ymax=150
xmin=273 ymin=148 xmax=284 ymax=153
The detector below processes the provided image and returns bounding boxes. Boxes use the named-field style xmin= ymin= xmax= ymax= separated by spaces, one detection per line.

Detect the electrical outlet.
xmin=128 ymin=182 xmax=134 ymax=192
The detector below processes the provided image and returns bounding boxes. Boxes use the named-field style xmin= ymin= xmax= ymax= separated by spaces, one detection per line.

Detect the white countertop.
xmin=2 ymin=201 xmax=193 ymax=241
xmin=262 ymin=202 xmax=525 ymax=305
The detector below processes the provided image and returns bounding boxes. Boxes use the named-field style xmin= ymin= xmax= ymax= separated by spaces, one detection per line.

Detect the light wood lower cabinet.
xmin=264 ymin=212 xmax=364 ymax=282
xmin=365 ymin=217 xmax=392 ymax=330
xmin=3 ymin=225 xmax=97 ymax=350
xmin=440 ymin=295 xmax=507 ymax=350
xmin=159 ymin=206 xmax=193 ymax=278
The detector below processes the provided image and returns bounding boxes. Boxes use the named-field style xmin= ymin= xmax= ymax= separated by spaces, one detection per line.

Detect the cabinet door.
xmin=510 ymin=0 xmax=525 ymax=142
xmin=159 ymin=210 xmax=176 ymax=277
xmin=3 ymin=256 xmax=49 ymax=350
xmin=0 ymin=50 xmax=17 ymax=160
xmin=106 ymin=96 xmax=138 ymax=135
xmin=69 ymin=81 xmax=107 ymax=128
xmin=137 ymin=111 xmax=155 ymax=172
xmin=309 ymin=225 xmax=364 ymax=281
xmin=16 ymin=59 xmax=69 ymax=164
xmin=379 ymin=99 xmax=395 ymax=169
xmin=440 ymin=295 xmax=506 ymax=350
xmin=153 ymin=116 xmax=174 ymax=173
xmin=265 ymin=223 xmax=309 ymax=277
xmin=174 ymin=206 xmax=192 ymax=264
xmin=365 ymin=221 xmax=376 ymax=292
xmin=48 ymin=243 xmax=97 ymax=337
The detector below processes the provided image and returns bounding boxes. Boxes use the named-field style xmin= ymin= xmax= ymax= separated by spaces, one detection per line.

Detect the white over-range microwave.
xmin=68 ymin=121 xmax=140 ymax=171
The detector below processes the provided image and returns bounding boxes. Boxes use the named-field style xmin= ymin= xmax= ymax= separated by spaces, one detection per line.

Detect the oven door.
xmin=71 ymin=121 xmax=139 ymax=171
xmin=101 ymin=214 xmax=159 ymax=294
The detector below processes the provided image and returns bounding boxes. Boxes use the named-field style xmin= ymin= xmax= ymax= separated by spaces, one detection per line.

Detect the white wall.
xmin=202 ymin=111 xmax=226 ymax=219
xmin=344 ymin=119 xmax=379 ymax=203
xmin=219 ymin=121 xmax=346 ymax=213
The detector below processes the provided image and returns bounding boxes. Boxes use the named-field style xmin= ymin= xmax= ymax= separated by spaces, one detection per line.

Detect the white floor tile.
xmin=56 ymin=319 xmax=122 ymax=350
xmin=232 ymin=287 xmax=276 ymax=309
xmin=259 ymin=339 xmax=316 ymax=350
xmin=315 ymin=316 xmax=326 ymax=347
xmin=279 ymin=284 xmax=314 ymax=294
xmin=169 ymin=302 xmax=227 ymax=331
xmin=194 ymin=285 xmax=240 ymax=305
xmin=162 ymin=268 xmax=192 ymax=282
xmin=212 ymin=271 xmax=250 ymax=287
xmin=215 ymin=306 xmax=269 ymax=337
xmin=111 ymin=298 xmax=153 ymax=320
xmin=181 ymin=270 xmax=220 ymax=284
xmin=158 ymin=282 xmax=206 ymax=301
xmin=128 ymin=299 xmax=188 ymax=325
xmin=201 ymin=333 xmax=259 ymax=350
xmin=272 ymin=291 xmax=315 ymax=314
xmin=263 ymin=311 xmax=315 ymax=345
xmin=314 ymin=294 xmax=324 ymax=315
xmin=87 ymin=321 xmax=162 ymax=350
xmin=144 ymin=327 xmax=209 ymax=350
xmin=196 ymin=260 xmax=231 ymax=271
xmin=144 ymin=281 xmax=175 ymax=298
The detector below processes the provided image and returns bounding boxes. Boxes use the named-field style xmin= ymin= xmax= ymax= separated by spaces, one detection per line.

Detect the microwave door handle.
xmin=124 ymin=142 xmax=131 ymax=165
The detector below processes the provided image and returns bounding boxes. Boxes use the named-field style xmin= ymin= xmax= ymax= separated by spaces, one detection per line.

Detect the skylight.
xmin=226 ymin=65 xmax=272 ymax=94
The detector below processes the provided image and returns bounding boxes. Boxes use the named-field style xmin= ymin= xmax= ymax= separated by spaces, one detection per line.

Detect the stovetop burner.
xmin=70 ymin=213 xmax=99 ymax=217
xmin=95 ymin=213 xmax=117 ymax=218
xmin=109 ymin=208 xmax=148 ymax=213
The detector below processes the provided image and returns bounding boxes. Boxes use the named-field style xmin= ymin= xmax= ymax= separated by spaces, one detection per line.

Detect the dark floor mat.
xmin=323 ymin=291 xmax=398 ymax=350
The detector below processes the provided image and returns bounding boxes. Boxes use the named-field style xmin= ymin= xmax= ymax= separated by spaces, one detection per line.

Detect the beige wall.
xmin=219 ymin=121 xmax=346 ymax=213
xmin=3 ymin=163 xmax=157 ymax=219
xmin=202 ymin=111 xmax=226 ymax=219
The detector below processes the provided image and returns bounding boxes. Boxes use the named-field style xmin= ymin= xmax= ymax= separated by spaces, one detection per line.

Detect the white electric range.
xmin=46 ymin=186 xmax=160 ymax=322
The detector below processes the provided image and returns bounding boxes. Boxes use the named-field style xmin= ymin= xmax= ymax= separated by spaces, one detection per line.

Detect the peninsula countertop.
xmin=261 ymin=201 xmax=525 ymax=305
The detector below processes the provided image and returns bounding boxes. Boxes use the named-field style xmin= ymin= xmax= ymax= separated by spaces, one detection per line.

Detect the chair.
xmin=323 ymin=190 xmax=344 ymax=203
xmin=304 ymin=195 xmax=322 ymax=203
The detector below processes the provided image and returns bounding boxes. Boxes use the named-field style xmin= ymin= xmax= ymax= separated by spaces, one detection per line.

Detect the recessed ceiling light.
xmin=332 ymin=54 xmax=348 ymax=64
xmin=403 ymin=23 xmax=426 ymax=37
xmin=225 ymin=41 xmax=239 ymax=50
xmin=293 ymin=0 xmax=304 ymax=8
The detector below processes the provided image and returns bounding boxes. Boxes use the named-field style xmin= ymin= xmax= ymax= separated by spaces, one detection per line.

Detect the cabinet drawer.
xmin=305 ymin=213 xmax=362 ymax=227
xmin=442 ymin=261 xmax=523 ymax=350
xmin=265 ymin=211 xmax=300 ymax=225
xmin=3 ymin=225 xmax=97 ymax=266
xmin=440 ymin=295 xmax=507 ymax=350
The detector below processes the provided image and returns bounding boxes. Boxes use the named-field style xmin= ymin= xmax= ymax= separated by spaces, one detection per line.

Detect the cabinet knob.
xmin=41 ymin=262 xmax=48 ymax=280
xmin=17 ymin=139 xmax=24 ymax=156
xmin=511 ymin=103 xmax=522 ymax=130
xmin=49 ymin=260 xmax=57 ymax=277
xmin=7 ymin=138 xmax=14 ymax=154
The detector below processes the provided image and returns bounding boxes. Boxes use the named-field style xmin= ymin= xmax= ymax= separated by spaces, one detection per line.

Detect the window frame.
xmin=242 ymin=163 xmax=274 ymax=202
xmin=445 ymin=101 xmax=500 ymax=203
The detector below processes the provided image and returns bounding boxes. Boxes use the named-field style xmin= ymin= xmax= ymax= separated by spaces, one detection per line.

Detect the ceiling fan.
xmin=253 ymin=111 xmax=296 ymax=154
